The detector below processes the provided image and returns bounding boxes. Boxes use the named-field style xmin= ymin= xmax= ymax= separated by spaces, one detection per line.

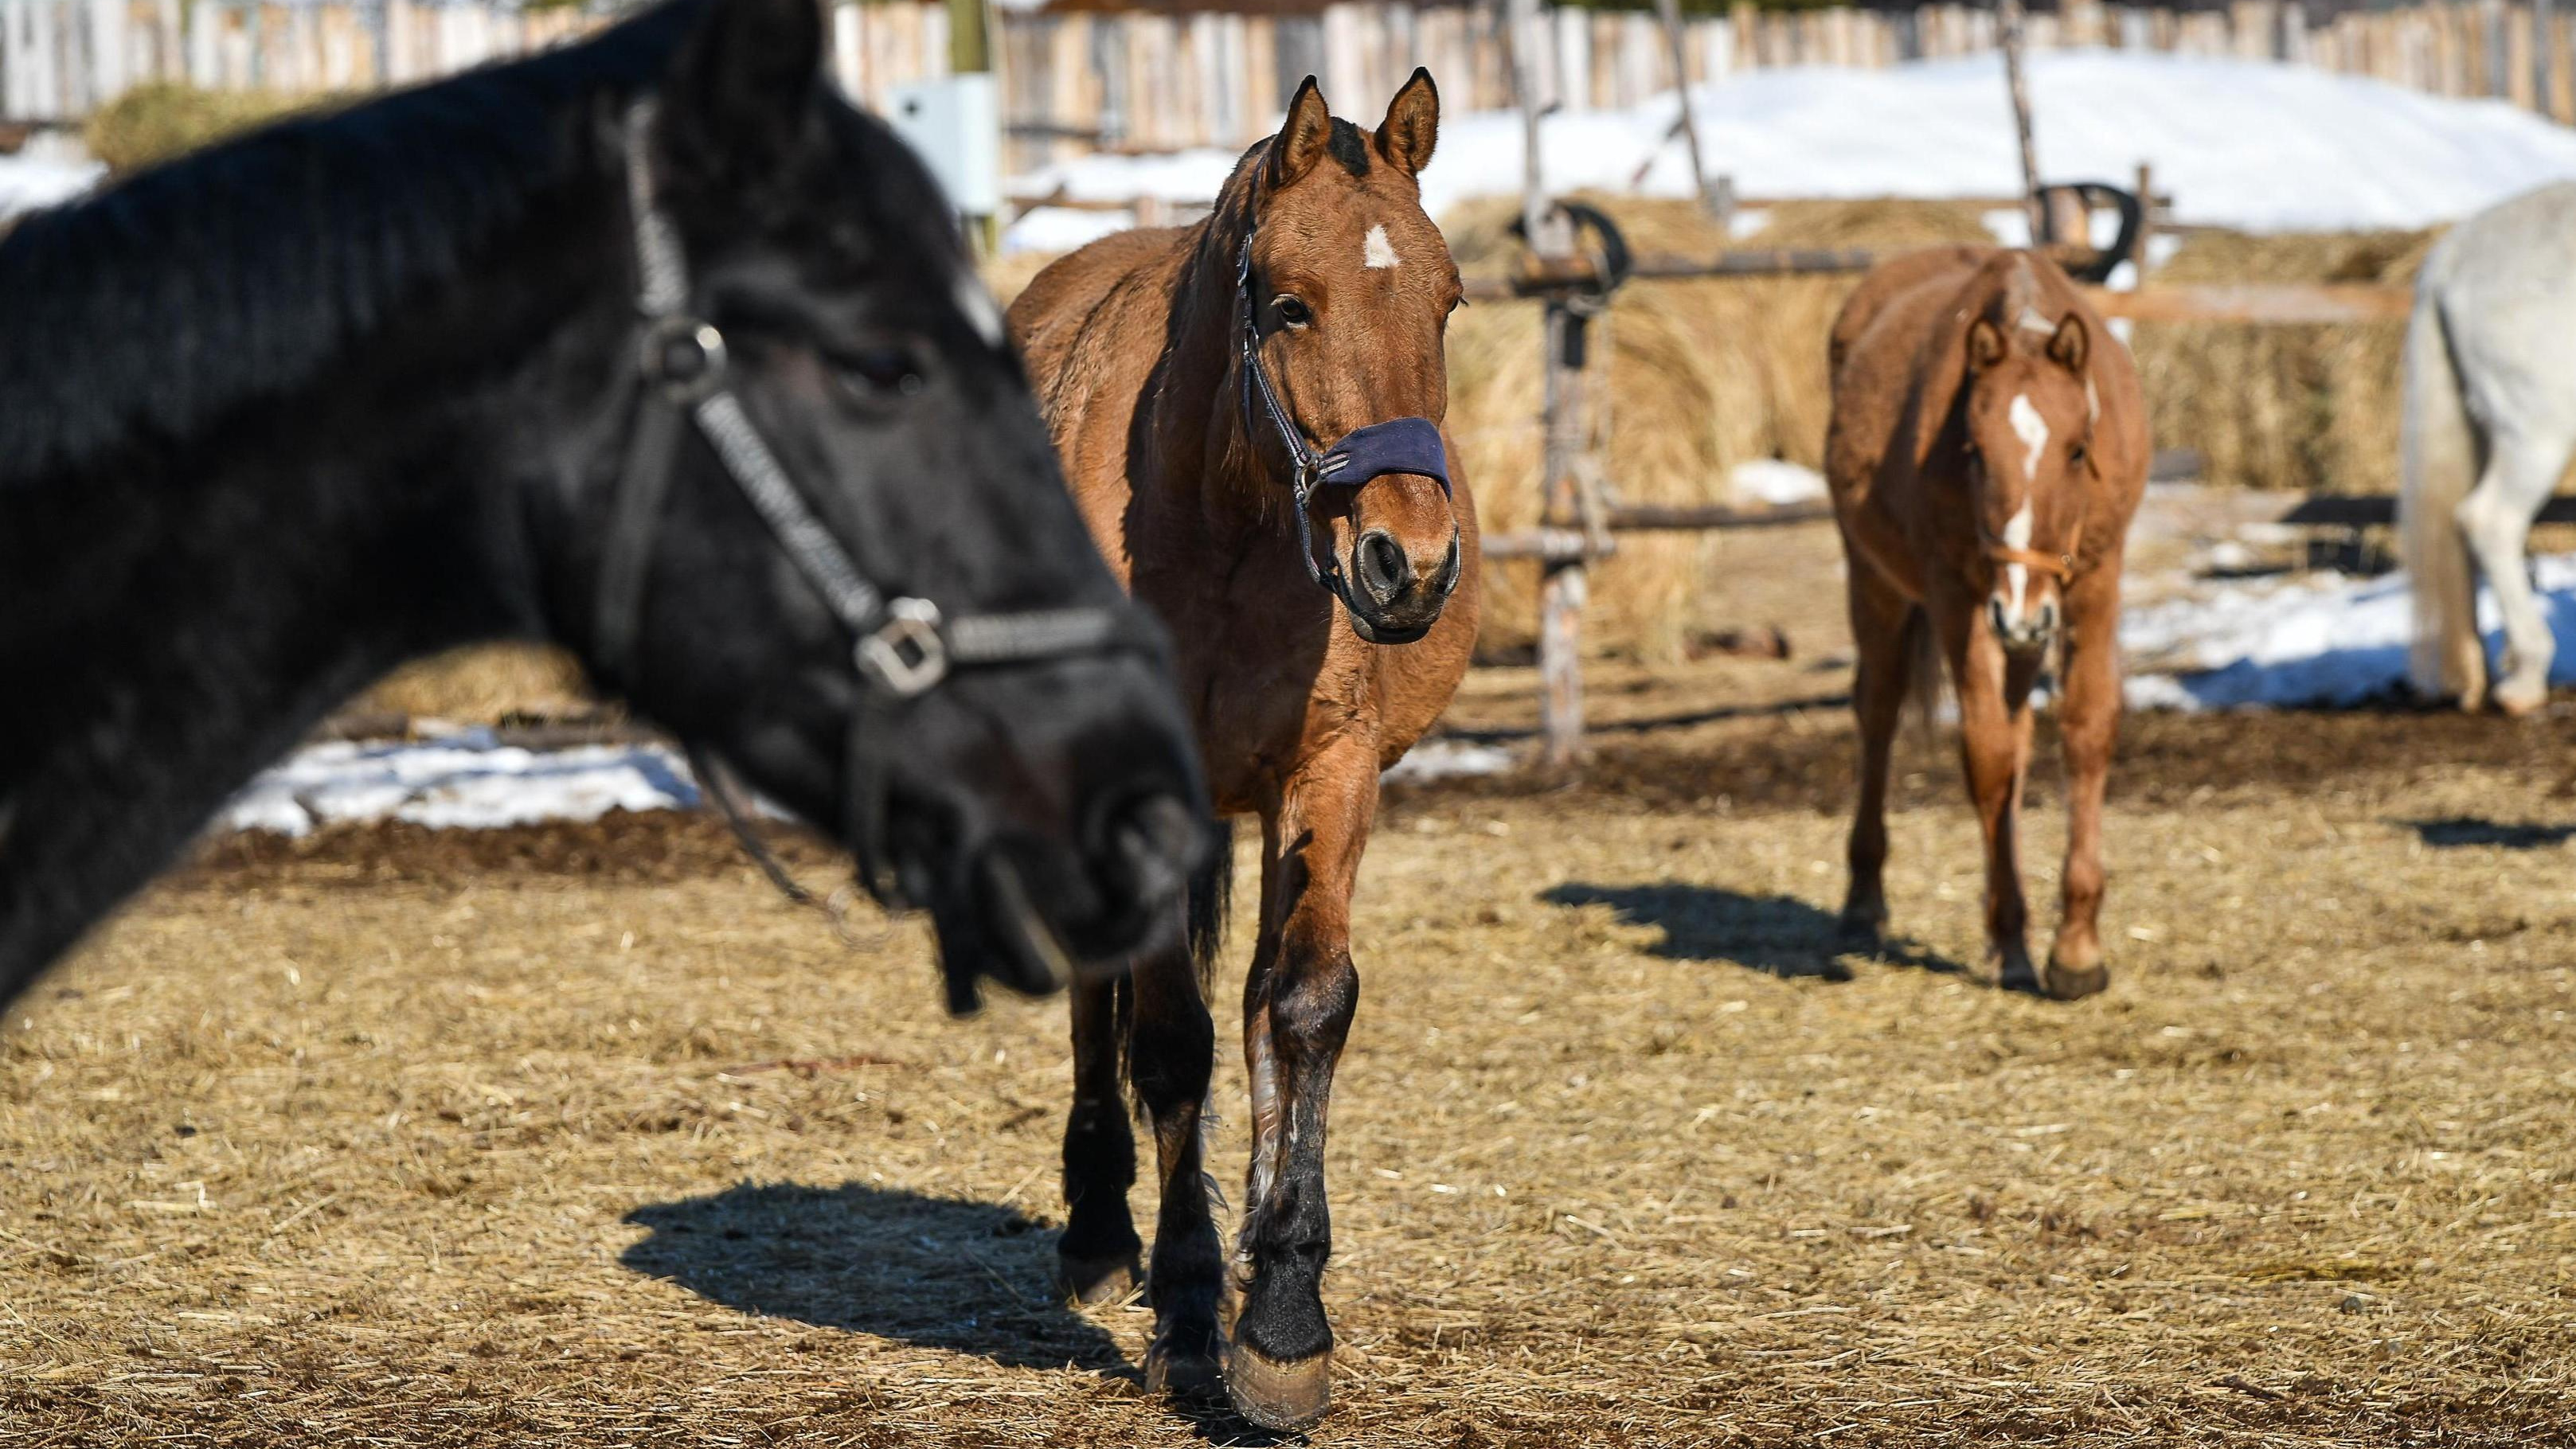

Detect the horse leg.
xmin=1056 ymin=977 xmax=1143 ymax=1305
xmin=1842 ymin=568 xmax=1921 ymax=940
xmin=2457 ymin=430 xmax=2570 ymax=715
xmin=1225 ymin=744 xmax=1374 ymax=1431
xmin=1941 ymin=592 xmax=2039 ymax=991
xmin=1120 ymin=937 xmax=1225 ymax=1396
xmin=2044 ymin=557 xmax=2125 ymax=1001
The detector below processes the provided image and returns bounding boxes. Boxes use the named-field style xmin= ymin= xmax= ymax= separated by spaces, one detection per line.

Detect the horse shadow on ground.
xmin=620 ymin=1181 xmax=1128 ymax=1377
xmin=2397 ymin=817 xmax=2576 ymax=849
xmin=1542 ymin=882 xmax=1966 ymax=980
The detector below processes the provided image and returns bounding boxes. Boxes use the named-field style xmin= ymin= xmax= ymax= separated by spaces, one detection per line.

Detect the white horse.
xmin=2401 ymin=180 xmax=2576 ymax=714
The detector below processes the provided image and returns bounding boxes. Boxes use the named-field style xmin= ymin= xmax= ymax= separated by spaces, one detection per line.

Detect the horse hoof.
xmin=1835 ymin=908 xmax=1886 ymax=946
xmin=1054 ymin=1250 xmax=1143 ymax=1307
xmin=2495 ymin=682 xmax=2548 ymax=717
xmin=1227 ymin=1342 xmax=1331 ymax=1431
xmin=2041 ymin=962 xmax=2109 ymax=1001
xmin=1997 ymin=961 xmax=2045 ymax=995
xmin=1144 ymin=1336 xmax=1225 ymax=1403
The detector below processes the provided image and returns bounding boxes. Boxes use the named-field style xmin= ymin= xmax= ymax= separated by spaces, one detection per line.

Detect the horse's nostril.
xmin=1433 ymin=532 xmax=1463 ymax=595
xmin=1357 ymin=530 xmax=1409 ymax=603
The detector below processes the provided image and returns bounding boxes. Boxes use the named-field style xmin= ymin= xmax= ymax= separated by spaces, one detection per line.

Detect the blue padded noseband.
xmin=1233 ymin=229 xmax=1452 ymax=600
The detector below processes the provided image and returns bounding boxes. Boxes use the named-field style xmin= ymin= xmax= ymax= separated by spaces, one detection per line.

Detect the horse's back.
xmin=2416 ymin=181 xmax=2576 ymax=438
xmin=1007 ymin=225 xmax=1193 ymax=401
xmin=1827 ymin=245 xmax=1988 ymax=381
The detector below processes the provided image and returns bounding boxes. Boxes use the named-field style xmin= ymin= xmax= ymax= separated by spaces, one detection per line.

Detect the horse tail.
xmin=1186 ymin=816 xmax=1233 ymax=994
xmin=1902 ymin=603 xmax=1946 ymax=743
xmin=2398 ymin=269 xmax=2486 ymax=708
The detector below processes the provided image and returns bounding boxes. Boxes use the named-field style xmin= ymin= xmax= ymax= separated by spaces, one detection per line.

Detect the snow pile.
xmin=1383 ymin=737 xmax=1515 ymax=783
xmin=2121 ymin=557 xmax=2576 ymax=711
xmin=1007 ymin=51 xmax=2576 ymax=251
xmin=0 ymin=142 xmax=103 ymax=226
xmin=1730 ymin=458 xmax=1827 ymax=507
xmin=223 ymin=732 xmax=702 ymax=836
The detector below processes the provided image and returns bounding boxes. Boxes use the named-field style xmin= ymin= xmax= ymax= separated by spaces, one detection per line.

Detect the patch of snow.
xmin=1003 ymin=204 xmax=1137 ymax=256
xmin=1730 ymin=458 xmax=1828 ymax=507
xmin=2120 ymin=556 xmax=2576 ymax=711
xmin=1383 ymin=738 xmax=1515 ymax=783
xmin=222 ymin=732 xmax=704 ymax=837
xmin=0 ymin=138 xmax=103 ymax=226
xmin=1007 ymin=52 xmax=2576 ymax=252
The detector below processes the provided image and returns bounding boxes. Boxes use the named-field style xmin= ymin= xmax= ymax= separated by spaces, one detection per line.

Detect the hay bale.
xmin=354 ymin=642 xmax=599 ymax=727
xmin=84 ymin=82 xmax=330 ymax=174
xmin=2128 ymin=228 xmax=2435 ymax=494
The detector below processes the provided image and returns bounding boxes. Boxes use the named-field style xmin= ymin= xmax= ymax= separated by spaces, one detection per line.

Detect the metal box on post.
xmin=885 ymin=72 xmax=1002 ymax=222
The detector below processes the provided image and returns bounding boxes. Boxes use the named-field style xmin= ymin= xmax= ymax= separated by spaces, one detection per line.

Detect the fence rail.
xmin=6 ymin=0 xmax=2573 ymax=158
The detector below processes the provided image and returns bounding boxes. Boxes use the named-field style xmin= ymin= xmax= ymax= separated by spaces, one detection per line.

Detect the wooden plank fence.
xmin=6 ymin=0 xmax=2574 ymax=158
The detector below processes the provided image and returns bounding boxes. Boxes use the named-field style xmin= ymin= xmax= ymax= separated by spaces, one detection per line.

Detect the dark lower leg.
xmin=1057 ymin=978 xmax=1141 ymax=1303
xmin=1843 ymin=593 xmax=1917 ymax=935
xmin=1128 ymin=944 xmax=1222 ymax=1392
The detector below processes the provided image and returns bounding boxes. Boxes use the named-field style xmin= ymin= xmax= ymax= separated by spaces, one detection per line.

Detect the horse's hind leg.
xmin=1057 ymin=978 xmax=1143 ymax=1304
xmin=1225 ymin=743 xmax=1374 ymax=1431
xmin=1842 ymin=567 xmax=1920 ymax=940
xmin=2457 ymin=430 xmax=2571 ymax=715
xmin=2045 ymin=555 xmax=2125 ymax=1001
xmin=1939 ymin=588 xmax=2041 ymax=991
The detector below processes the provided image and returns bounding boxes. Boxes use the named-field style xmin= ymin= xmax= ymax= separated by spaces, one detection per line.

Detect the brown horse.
xmin=1007 ymin=72 xmax=1477 ymax=1429
xmin=1824 ymin=248 xmax=2148 ymax=1000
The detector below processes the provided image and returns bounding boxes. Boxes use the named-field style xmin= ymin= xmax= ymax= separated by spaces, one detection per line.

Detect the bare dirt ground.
xmin=10 ymin=523 xmax=2576 ymax=1446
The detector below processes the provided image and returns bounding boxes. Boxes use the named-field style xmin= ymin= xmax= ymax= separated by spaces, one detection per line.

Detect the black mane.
xmin=0 ymin=0 xmax=698 ymax=488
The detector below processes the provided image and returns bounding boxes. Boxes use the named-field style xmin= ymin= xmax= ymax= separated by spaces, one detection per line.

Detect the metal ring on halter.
xmin=639 ymin=315 xmax=729 ymax=404
xmin=856 ymin=597 xmax=951 ymax=697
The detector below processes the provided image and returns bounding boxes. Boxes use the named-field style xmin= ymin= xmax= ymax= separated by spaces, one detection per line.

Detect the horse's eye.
xmin=835 ymin=345 xmax=928 ymax=401
xmin=2068 ymin=441 xmax=2088 ymax=467
xmin=1273 ymin=295 xmax=1313 ymax=328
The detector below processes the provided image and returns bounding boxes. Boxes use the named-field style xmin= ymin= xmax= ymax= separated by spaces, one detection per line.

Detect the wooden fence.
xmin=6 ymin=0 xmax=2574 ymax=158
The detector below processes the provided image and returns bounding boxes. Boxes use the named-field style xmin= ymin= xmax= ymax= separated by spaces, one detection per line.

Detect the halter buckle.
xmin=640 ymin=316 xmax=729 ymax=404
xmin=857 ymin=597 xmax=950 ymax=697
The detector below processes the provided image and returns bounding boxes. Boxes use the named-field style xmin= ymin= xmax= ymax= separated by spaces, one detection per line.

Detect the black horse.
xmin=0 ymin=0 xmax=1206 ymax=1011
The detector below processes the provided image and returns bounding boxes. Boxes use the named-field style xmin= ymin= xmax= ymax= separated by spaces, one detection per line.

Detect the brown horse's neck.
xmin=1147 ymin=199 xmax=1287 ymax=538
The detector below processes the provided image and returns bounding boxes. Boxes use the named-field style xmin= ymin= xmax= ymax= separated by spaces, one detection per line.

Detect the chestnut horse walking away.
xmin=1824 ymin=248 xmax=2147 ymax=1001
xmin=1008 ymin=72 xmax=1477 ymax=1429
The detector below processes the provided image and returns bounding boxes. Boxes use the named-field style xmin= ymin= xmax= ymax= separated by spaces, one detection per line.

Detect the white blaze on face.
xmin=2008 ymin=392 xmax=2049 ymax=479
xmin=2000 ymin=501 xmax=2035 ymax=618
xmin=1363 ymin=223 xmax=1401 ymax=270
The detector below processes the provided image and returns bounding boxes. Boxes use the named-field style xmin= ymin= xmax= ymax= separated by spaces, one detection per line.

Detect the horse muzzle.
xmin=917 ymin=788 xmax=1206 ymax=1014
xmin=1339 ymin=524 xmax=1461 ymax=645
xmin=1987 ymin=594 xmax=2060 ymax=654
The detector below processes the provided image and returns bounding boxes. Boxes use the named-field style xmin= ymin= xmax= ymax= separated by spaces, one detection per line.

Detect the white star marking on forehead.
xmin=1363 ymin=224 xmax=1401 ymax=270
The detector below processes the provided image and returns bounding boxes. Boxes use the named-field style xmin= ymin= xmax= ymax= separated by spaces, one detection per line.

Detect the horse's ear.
xmin=1268 ymin=76 xmax=1334 ymax=190
xmin=1376 ymin=68 xmax=1439 ymax=176
xmin=2048 ymin=314 xmax=2089 ymax=373
xmin=666 ymin=0 xmax=823 ymax=181
xmin=1966 ymin=318 xmax=2007 ymax=370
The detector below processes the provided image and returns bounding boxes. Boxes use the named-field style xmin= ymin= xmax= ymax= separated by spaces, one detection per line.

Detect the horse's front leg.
xmin=1108 ymin=933 xmax=1227 ymax=1396
xmin=2046 ymin=556 xmax=2125 ymax=999
xmin=1225 ymin=738 xmax=1375 ymax=1431
xmin=1940 ymin=586 xmax=2041 ymax=991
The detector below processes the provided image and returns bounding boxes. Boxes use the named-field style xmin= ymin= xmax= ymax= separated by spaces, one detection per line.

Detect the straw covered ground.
xmin=10 ymin=642 xmax=2576 ymax=1444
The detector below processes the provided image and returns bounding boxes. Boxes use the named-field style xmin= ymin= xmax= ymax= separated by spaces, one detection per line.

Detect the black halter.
xmin=1232 ymin=228 xmax=1452 ymax=604
xmin=594 ymin=96 xmax=1151 ymax=907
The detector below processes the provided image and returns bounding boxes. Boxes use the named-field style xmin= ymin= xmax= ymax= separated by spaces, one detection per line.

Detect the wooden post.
xmin=947 ymin=0 xmax=1000 ymax=256
xmin=1508 ymin=0 xmax=1588 ymax=771
xmin=2536 ymin=0 xmax=2558 ymax=114
xmin=1652 ymin=0 xmax=1718 ymax=216
xmin=2131 ymin=159 xmax=2156 ymax=282
xmin=1997 ymin=0 xmax=2046 ymax=243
